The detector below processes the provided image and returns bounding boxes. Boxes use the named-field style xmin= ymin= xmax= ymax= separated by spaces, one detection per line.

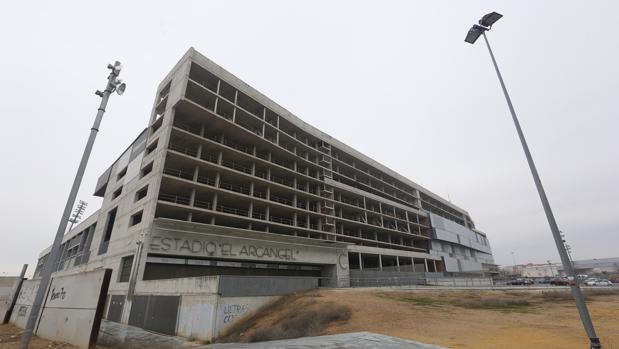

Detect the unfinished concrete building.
xmin=31 ymin=48 xmax=495 ymax=338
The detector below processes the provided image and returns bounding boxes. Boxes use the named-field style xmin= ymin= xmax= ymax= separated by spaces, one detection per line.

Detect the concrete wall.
xmin=218 ymin=276 xmax=316 ymax=297
xmin=425 ymin=277 xmax=493 ymax=287
xmin=215 ymin=295 xmax=278 ymax=337
xmin=36 ymin=269 xmax=111 ymax=349
xmin=135 ymin=275 xmax=219 ymax=295
xmin=10 ymin=279 xmax=40 ymax=329
xmin=122 ymin=274 xmax=304 ymax=342
xmin=0 ymin=277 xmax=21 ymax=322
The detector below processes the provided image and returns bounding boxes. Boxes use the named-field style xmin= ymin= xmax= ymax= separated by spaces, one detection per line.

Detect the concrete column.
xmin=306 ymin=214 xmax=310 ymax=228
xmin=193 ymin=165 xmax=199 ymax=181
xmin=211 ymin=193 xmax=218 ymax=210
xmin=424 ymin=259 xmax=429 ymax=273
xmin=249 ymin=182 xmax=255 ymax=196
xmin=358 ymin=253 xmax=363 ymax=270
xmin=217 ymin=151 xmax=223 ymax=165
xmin=248 ymin=201 xmax=253 ymax=218
xmin=378 ymin=254 xmax=383 ymax=271
xmin=266 ymin=186 xmax=271 ymax=200
xmin=200 ymin=124 xmax=205 ymax=137
xmin=433 ymin=260 xmax=438 ymax=273
xmin=189 ymin=188 xmax=196 ymax=206
xmin=196 ymin=144 xmax=203 ymax=159
xmin=265 ymin=206 xmax=270 ymax=220
xmin=215 ymin=171 xmax=221 ymax=187
xmin=396 ymin=256 xmax=400 ymax=272
xmin=293 ymin=212 xmax=298 ymax=226
xmin=293 ymin=194 xmax=297 ymax=207
xmin=267 ymin=167 xmax=271 ymax=181
xmin=411 ymin=258 xmax=416 ymax=272
xmin=251 ymin=162 xmax=256 ymax=175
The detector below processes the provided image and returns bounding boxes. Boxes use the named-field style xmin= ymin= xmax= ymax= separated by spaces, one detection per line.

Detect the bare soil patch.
xmin=219 ymin=288 xmax=619 ymax=348
xmin=0 ymin=323 xmax=101 ymax=349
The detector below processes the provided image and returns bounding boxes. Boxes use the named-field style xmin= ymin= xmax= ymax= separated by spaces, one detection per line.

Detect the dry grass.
xmin=455 ymin=298 xmax=530 ymax=310
xmin=246 ymin=302 xmax=351 ymax=342
xmin=217 ymin=291 xmax=351 ymax=343
xmin=542 ymin=288 xmax=619 ymax=301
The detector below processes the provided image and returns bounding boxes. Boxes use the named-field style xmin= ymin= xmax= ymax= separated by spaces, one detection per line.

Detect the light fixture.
xmin=479 ymin=12 xmax=502 ymax=28
xmin=464 ymin=24 xmax=486 ymax=44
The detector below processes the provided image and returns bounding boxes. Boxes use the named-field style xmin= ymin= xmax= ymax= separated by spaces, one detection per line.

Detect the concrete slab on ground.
xmin=205 ymin=332 xmax=450 ymax=349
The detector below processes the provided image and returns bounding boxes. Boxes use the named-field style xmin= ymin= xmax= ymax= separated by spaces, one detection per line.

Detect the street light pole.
xmin=465 ymin=12 xmax=601 ymax=349
xmin=20 ymin=62 xmax=126 ymax=349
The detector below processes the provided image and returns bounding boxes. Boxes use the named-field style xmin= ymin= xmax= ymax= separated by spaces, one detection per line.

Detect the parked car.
xmin=593 ymin=279 xmax=613 ymax=286
xmin=507 ymin=278 xmax=533 ymax=286
xmin=550 ymin=277 xmax=570 ymax=286
xmin=584 ymin=278 xmax=601 ymax=286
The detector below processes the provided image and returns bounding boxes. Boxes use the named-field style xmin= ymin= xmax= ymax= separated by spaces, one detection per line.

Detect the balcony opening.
xmin=186 ymin=80 xmax=216 ymax=111
xmin=189 ymin=62 xmax=219 ymax=92
xmin=218 ymin=79 xmax=236 ymax=102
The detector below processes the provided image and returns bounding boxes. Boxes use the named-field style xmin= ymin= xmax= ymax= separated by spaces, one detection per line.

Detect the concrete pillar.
xmin=433 ymin=260 xmax=438 ymax=273
xmin=251 ymin=162 xmax=256 ymax=175
xmin=215 ymin=171 xmax=221 ymax=187
xmin=411 ymin=257 xmax=416 ymax=272
xmin=293 ymin=212 xmax=297 ymax=226
xmin=250 ymin=182 xmax=255 ymax=196
xmin=212 ymin=193 xmax=218 ymax=210
xmin=396 ymin=256 xmax=400 ymax=272
xmin=266 ymin=186 xmax=271 ymax=200
xmin=358 ymin=253 xmax=363 ymax=270
xmin=265 ymin=206 xmax=270 ymax=220
xmin=189 ymin=188 xmax=196 ymax=206
xmin=217 ymin=151 xmax=223 ymax=165
xmin=248 ymin=201 xmax=253 ymax=218
xmin=196 ymin=144 xmax=202 ymax=159
xmin=193 ymin=165 xmax=199 ymax=181
xmin=424 ymin=259 xmax=429 ymax=273
xmin=378 ymin=254 xmax=383 ymax=271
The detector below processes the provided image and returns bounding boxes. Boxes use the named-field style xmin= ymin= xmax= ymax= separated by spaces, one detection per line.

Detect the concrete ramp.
xmin=206 ymin=332 xmax=450 ymax=349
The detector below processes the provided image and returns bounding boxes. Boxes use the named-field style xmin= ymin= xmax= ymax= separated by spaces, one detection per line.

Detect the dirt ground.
xmin=224 ymin=288 xmax=619 ymax=349
xmin=0 ymin=324 xmax=80 ymax=349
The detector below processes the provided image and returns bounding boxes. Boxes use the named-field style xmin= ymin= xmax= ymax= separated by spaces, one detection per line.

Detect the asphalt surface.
xmin=205 ymin=332 xmax=449 ymax=349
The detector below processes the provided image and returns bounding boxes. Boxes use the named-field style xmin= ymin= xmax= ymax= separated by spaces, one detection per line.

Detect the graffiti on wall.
xmin=221 ymin=303 xmax=248 ymax=324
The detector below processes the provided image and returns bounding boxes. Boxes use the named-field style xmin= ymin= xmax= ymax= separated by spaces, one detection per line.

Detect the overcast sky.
xmin=1 ymin=1 xmax=617 ymax=276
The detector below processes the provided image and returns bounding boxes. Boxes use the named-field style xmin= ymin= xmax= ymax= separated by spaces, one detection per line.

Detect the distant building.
xmin=560 ymin=257 xmax=619 ymax=275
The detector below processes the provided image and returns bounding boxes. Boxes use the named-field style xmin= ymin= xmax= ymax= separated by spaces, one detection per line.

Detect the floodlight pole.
xmin=20 ymin=62 xmax=124 ymax=349
xmin=480 ymin=31 xmax=601 ymax=349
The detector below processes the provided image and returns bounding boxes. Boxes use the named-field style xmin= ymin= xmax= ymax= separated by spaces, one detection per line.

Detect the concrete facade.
xmin=32 ymin=48 xmax=495 ymax=339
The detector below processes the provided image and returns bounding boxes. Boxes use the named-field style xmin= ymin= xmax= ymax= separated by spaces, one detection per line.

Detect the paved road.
xmin=205 ymin=332 xmax=449 ymax=349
